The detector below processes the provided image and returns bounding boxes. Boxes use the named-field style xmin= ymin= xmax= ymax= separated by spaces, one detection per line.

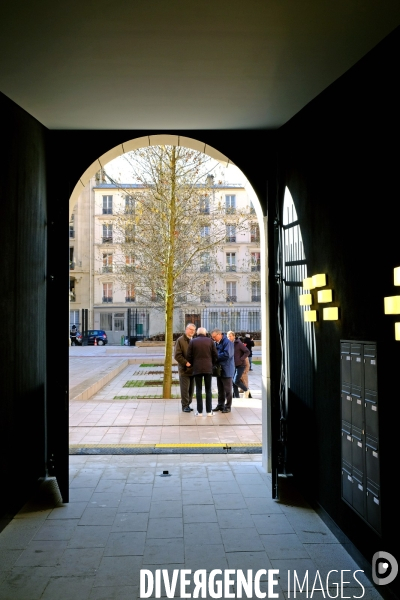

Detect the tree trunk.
xmin=163 ymin=147 xmax=177 ymax=399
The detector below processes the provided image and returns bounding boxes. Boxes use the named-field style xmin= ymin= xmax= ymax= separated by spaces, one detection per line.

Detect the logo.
xmin=372 ymin=552 xmax=398 ymax=586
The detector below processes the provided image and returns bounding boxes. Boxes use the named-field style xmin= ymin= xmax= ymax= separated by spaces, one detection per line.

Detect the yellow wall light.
xmin=312 ymin=273 xmax=326 ymax=288
xmin=303 ymin=277 xmax=315 ymax=290
xmin=323 ymin=307 xmax=339 ymax=320
xmin=384 ymin=296 xmax=400 ymax=314
xmin=299 ymin=293 xmax=312 ymax=306
xmin=395 ymin=323 xmax=400 ymax=341
xmin=304 ymin=310 xmax=317 ymax=322
xmin=394 ymin=267 xmax=400 ymax=286
xmin=317 ymin=289 xmax=332 ymax=303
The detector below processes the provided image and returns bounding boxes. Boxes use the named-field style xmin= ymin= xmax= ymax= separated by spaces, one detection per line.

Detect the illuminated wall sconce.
xmin=299 ymin=294 xmax=313 ymax=306
xmin=304 ymin=310 xmax=317 ymax=322
xmin=394 ymin=267 xmax=400 ymax=286
xmin=317 ymin=289 xmax=333 ymax=303
xmin=395 ymin=323 xmax=400 ymax=341
xmin=303 ymin=277 xmax=315 ymax=290
xmin=384 ymin=296 xmax=400 ymax=314
xmin=323 ymin=307 xmax=339 ymax=320
xmin=312 ymin=273 xmax=326 ymax=288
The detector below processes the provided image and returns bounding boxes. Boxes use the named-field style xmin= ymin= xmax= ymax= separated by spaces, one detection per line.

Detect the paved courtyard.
xmin=69 ymin=347 xmax=262 ymax=447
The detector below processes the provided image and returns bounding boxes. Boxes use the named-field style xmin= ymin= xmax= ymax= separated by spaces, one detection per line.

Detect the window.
xmin=70 ymin=310 xmax=79 ymax=329
xmin=200 ymin=252 xmax=210 ymax=272
xmin=102 ymin=224 xmax=113 ymax=243
xmin=69 ymin=278 xmax=76 ymax=301
xmin=176 ymin=293 xmax=187 ymax=303
xmin=200 ymin=226 xmax=210 ymax=239
xmin=251 ymin=224 xmax=260 ymax=243
xmin=200 ymin=281 xmax=210 ymax=303
xmin=231 ymin=311 xmax=241 ymax=331
xmin=126 ymin=284 xmax=135 ymax=302
xmin=249 ymin=202 xmax=256 ymax=214
xmin=125 ymin=255 xmax=135 ymax=271
xmin=225 ymin=195 xmax=236 ymax=214
xmin=69 ymin=213 xmax=75 ymax=238
xmin=226 ymin=281 xmax=237 ymax=302
xmin=125 ymin=195 xmax=135 ymax=214
xmin=251 ymin=252 xmax=261 ymax=271
xmin=248 ymin=310 xmax=260 ymax=331
xmin=226 ymin=252 xmax=236 ymax=272
xmin=102 ymin=195 xmax=113 ymax=215
xmin=226 ymin=225 xmax=236 ymax=243
xmin=125 ymin=224 xmax=135 ymax=243
xmin=100 ymin=313 xmax=113 ymax=330
xmin=251 ymin=281 xmax=261 ymax=302
xmin=199 ymin=196 xmax=210 ymax=214
xmin=114 ymin=313 xmax=125 ymax=331
xmin=209 ymin=311 xmax=219 ymax=330
xmin=221 ymin=311 xmax=229 ymax=331
xmin=102 ymin=283 xmax=113 ymax=303
xmin=102 ymin=253 xmax=113 ymax=273
xmin=69 ymin=247 xmax=75 ymax=270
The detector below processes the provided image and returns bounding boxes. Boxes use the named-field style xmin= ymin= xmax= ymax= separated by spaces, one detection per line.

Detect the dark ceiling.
xmin=1 ymin=0 xmax=399 ymax=130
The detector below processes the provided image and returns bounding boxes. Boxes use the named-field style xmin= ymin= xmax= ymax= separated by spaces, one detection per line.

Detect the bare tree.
xmin=104 ymin=145 xmax=251 ymax=398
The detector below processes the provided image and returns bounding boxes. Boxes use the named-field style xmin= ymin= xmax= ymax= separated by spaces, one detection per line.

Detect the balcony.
xmin=251 ymin=265 xmax=261 ymax=272
xmin=102 ymin=296 xmax=113 ymax=303
xmin=251 ymin=295 xmax=261 ymax=302
xmin=102 ymin=266 xmax=113 ymax=273
xmin=102 ymin=208 xmax=113 ymax=215
xmin=199 ymin=207 xmax=210 ymax=214
xmin=69 ymin=261 xmax=75 ymax=270
xmin=226 ymin=236 xmax=236 ymax=243
xmin=225 ymin=207 xmax=236 ymax=215
xmin=250 ymin=235 xmax=260 ymax=243
xmin=226 ymin=265 xmax=236 ymax=272
xmin=125 ymin=296 xmax=135 ymax=302
xmin=200 ymin=265 xmax=210 ymax=272
xmin=69 ymin=231 xmax=75 ymax=238
xmin=102 ymin=236 xmax=113 ymax=244
xmin=200 ymin=295 xmax=210 ymax=303
xmin=226 ymin=295 xmax=237 ymax=303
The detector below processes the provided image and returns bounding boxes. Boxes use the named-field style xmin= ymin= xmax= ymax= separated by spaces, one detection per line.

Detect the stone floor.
xmin=0 ymin=454 xmax=382 ymax=600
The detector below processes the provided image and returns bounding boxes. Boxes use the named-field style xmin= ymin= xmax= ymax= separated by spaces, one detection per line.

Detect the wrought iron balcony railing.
xmin=226 ymin=295 xmax=237 ymax=303
xmin=102 ymin=296 xmax=113 ymax=303
xmin=226 ymin=265 xmax=236 ymax=272
xmin=102 ymin=236 xmax=113 ymax=244
xmin=251 ymin=295 xmax=261 ymax=302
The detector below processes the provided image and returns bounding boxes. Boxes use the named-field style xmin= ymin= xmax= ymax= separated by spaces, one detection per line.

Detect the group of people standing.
xmin=174 ymin=324 xmax=255 ymax=416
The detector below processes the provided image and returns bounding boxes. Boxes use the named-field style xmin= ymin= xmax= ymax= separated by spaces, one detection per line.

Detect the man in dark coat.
xmin=174 ymin=323 xmax=196 ymax=412
xmin=187 ymin=327 xmax=218 ymax=416
xmin=227 ymin=331 xmax=250 ymax=398
xmin=211 ymin=329 xmax=235 ymax=413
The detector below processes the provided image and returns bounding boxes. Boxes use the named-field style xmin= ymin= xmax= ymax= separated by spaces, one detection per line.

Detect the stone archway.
xmin=69 ymin=134 xmax=270 ymax=471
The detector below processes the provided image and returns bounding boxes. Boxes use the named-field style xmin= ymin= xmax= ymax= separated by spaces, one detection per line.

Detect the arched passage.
xmin=69 ymin=134 xmax=270 ymax=471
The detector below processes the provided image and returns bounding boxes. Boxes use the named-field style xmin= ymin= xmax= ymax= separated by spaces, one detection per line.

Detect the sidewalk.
xmin=69 ymin=347 xmax=262 ymax=449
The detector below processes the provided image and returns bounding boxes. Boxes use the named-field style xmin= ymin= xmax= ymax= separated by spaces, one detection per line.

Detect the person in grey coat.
xmin=211 ymin=329 xmax=235 ymax=413
xmin=187 ymin=327 xmax=218 ymax=416
xmin=174 ymin=323 xmax=196 ymax=412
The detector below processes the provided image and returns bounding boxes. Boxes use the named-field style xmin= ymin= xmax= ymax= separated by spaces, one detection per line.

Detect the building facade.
xmin=70 ymin=175 xmax=261 ymax=343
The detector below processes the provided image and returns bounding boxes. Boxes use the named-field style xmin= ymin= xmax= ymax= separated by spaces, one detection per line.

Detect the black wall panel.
xmin=277 ymin=27 xmax=399 ymax=592
xmin=0 ymin=92 xmax=48 ymax=517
